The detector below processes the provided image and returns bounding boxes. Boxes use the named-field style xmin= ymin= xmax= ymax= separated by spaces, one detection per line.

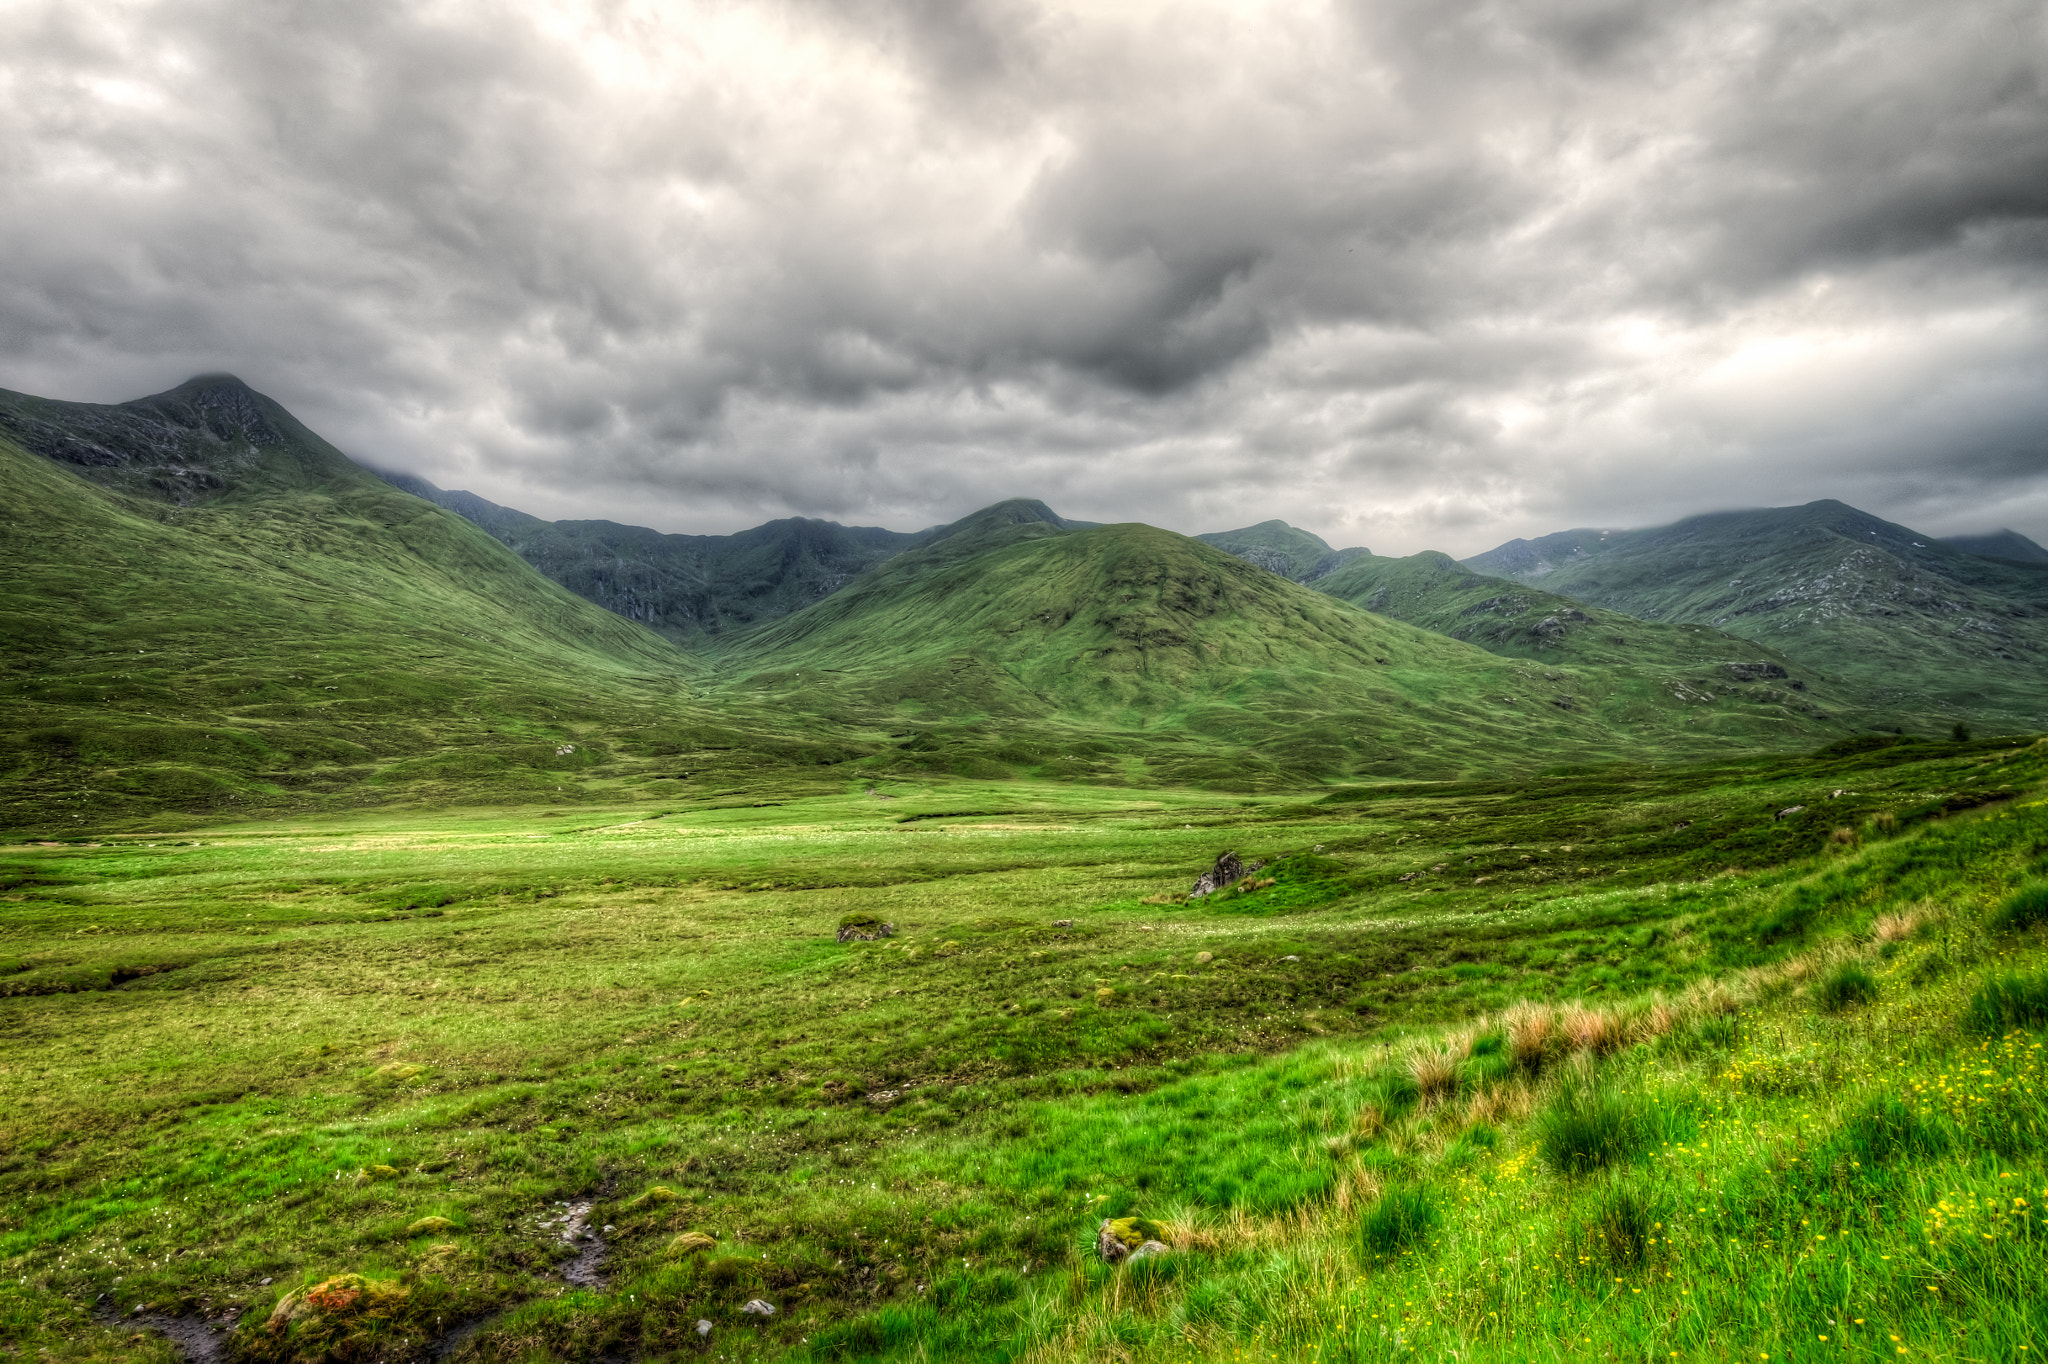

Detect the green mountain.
xmin=1194 ymin=520 xmax=1368 ymax=581
xmin=717 ymin=515 xmax=1851 ymax=785
xmin=379 ymin=476 xmax=1104 ymax=647
xmin=1311 ymin=550 xmax=1830 ymax=679
xmin=1464 ymin=500 xmax=2048 ymax=732
xmin=1942 ymin=528 xmax=2048 ymax=564
xmin=378 ymin=472 xmax=926 ymax=644
xmin=0 ymin=377 xmax=849 ymax=829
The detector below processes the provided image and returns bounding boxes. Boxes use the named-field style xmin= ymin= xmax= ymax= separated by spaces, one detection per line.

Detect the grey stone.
xmin=1189 ymin=852 xmax=1265 ymax=899
xmin=836 ymin=921 xmax=895 ymax=943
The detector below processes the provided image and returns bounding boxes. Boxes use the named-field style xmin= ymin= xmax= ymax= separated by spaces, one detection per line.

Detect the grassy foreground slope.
xmin=717 ymin=512 xmax=1854 ymax=784
xmin=1 ymin=735 xmax=2043 ymax=1361
xmin=0 ymin=385 xmax=866 ymax=832
xmin=1465 ymin=500 xmax=2048 ymax=734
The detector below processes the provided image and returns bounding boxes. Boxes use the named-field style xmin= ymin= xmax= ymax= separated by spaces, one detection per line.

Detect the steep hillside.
xmin=379 ymin=472 xmax=925 ymax=643
xmin=0 ymin=379 xmax=855 ymax=830
xmin=1465 ymin=500 xmax=2048 ymax=732
xmin=1942 ymin=528 xmax=2048 ymax=564
xmin=719 ymin=518 xmax=1851 ymax=784
xmin=1313 ymin=550 xmax=1830 ymax=679
xmin=1194 ymin=520 xmax=1367 ymax=581
xmin=379 ymin=474 xmax=1102 ymax=647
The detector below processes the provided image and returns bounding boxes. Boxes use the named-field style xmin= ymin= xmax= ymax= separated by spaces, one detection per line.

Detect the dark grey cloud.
xmin=2 ymin=0 xmax=2045 ymax=553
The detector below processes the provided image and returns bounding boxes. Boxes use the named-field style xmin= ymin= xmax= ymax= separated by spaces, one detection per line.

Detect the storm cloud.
xmin=3 ymin=0 xmax=2045 ymax=551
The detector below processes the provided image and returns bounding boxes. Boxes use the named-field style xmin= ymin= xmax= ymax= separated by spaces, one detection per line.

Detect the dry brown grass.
xmin=1874 ymin=910 xmax=1921 ymax=943
xmin=1561 ymin=1003 xmax=1624 ymax=1055
xmin=1504 ymin=1002 xmax=1555 ymax=1070
xmin=1407 ymin=1046 xmax=1460 ymax=1105
xmin=1678 ymin=978 xmax=1741 ymax=1020
xmin=1625 ymin=994 xmax=1677 ymax=1044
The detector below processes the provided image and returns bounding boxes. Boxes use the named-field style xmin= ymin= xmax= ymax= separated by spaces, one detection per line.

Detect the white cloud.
xmin=1 ymin=0 xmax=2044 ymax=551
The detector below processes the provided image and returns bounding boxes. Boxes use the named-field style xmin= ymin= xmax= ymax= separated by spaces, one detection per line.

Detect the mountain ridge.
xmin=1463 ymin=499 xmax=2048 ymax=730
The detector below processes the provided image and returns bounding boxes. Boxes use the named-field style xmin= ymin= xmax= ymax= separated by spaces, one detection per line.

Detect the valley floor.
xmin=1 ymin=735 xmax=2045 ymax=1361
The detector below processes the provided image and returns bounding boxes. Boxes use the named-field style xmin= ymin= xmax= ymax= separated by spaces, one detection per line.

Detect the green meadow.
xmin=3 ymin=733 xmax=2046 ymax=1361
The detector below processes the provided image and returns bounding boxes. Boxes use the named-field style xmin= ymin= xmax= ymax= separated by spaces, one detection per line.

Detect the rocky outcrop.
xmin=1188 ymin=851 xmax=1265 ymax=898
xmin=836 ymin=916 xmax=895 ymax=943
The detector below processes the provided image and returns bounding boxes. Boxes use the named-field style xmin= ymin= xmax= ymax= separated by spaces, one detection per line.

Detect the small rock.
xmin=627 ymin=1185 xmax=680 ymax=1208
xmin=697 ymin=1319 xmax=714 ymax=1338
xmin=260 ymin=1277 xmax=272 ymax=1286
xmin=671 ymin=1231 xmax=716 ymax=1256
xmin=1052 ymin=919 xmax=1073 ymax=927
xmin=1193 ymin=951 xmax=1213 ymax=965
xmin=1127 ymin=1240 xmax=1171 ymax=1263
xmin=837 ymin=916 xmax=896 ymax=943
xmin=1096 ymin=1216 xmax=1167 ymax=1265
xmin=404 ymin=1215 xmax=457 ymax=1236
xmin=1776 ymin=805 xmax=1806 ymax=821
xmin=741 ymin=1298 xmax=776 ymax=1316
xmin=1281 ymin=954 xmax=1300 ymax=962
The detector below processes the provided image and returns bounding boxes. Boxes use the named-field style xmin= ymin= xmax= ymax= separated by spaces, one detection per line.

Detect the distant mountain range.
xmin=1462 ymin=501 xmax=2048 ymax=730
xmin=1 ymin=372 xmax=2037 ymax=826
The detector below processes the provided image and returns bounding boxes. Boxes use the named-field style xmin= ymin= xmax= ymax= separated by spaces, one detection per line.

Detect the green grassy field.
xmin=3 ymin=733 xmax=2044 ymax=1361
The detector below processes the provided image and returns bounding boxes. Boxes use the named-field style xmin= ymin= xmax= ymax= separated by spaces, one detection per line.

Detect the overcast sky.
xmin=4 ymin=0 xmax=2046 ymax=554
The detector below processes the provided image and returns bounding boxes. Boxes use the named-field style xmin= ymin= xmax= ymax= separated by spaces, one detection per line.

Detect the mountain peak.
xmin=1940 ymin=528 xmax=2048 ymax=564
xmin=1194 ymin=519 xmax=1364 ymax=582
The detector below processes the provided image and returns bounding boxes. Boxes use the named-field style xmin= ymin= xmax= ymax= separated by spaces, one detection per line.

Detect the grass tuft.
xmin=1962 ymin=971 xmax=2048 ymax=1034
xmin=1357 ymin=1187 xmax=1437 ymax=1261
xmin=1815 ymin=961 xmax=1879 ymax=1012
xmin=1535 ymin=1080 xmax=1651 ymax=1175
xmin=1989 ymin=880 xmax=2048 ymax=934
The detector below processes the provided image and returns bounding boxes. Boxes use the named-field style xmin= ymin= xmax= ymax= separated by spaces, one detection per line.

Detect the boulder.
xmin=1096 ymin=1216 xmax=1167 ymax=1264
xmin=1189 ymin=852 xmax=1265 ymax=899
xmin=836 ymin=915 xmax=895 ymax=943
xmin=1727 ymin=662 xmax=1789 ymax=682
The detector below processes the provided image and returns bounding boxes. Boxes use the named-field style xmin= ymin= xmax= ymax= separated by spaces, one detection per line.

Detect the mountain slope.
xmin=1194 ymin=520 xmax=1367 ymax=581
xmin=378 ymin=472 xmax=926 ymax=644
xmin=1311 ymin=550 xmax=1834 ymax=680
xmin=379 ymin=473 xmax=1103 ymax=647
xmin=1464 ymin=500 xmax=2048 ymax=731
xmin=719 ymin=519 xmax=1851 ymax=784
xmin=1941 ymin=529 xmax=2048 ymax=564
xmin=0 ymin=378 xmax=857 ymax=829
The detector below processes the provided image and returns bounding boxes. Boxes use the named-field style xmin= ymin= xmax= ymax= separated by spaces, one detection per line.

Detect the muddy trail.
xmin=93 ymin=1301 xmax=236 ymax=1363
